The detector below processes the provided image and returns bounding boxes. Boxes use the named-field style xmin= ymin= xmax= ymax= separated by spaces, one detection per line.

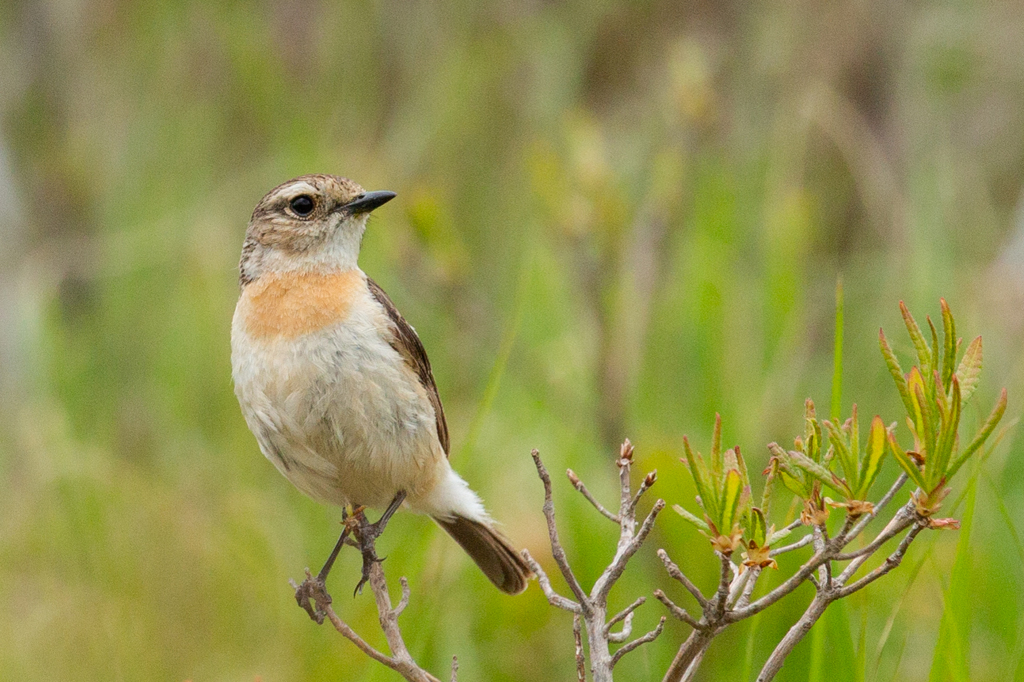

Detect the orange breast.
xmin=241 ymin=269 xmax=363 ymax=340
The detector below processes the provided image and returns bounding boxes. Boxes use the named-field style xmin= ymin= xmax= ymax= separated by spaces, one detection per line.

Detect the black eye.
xmin=290 ymin=195 xmax=315 ymax=216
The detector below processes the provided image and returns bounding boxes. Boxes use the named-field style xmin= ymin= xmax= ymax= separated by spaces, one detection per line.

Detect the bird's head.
xmin=239 ymin=174 xmax=395 ymax=284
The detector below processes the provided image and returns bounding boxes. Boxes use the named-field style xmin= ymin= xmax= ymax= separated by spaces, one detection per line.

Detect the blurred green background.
xmin=1 ymin=1 xmax=1023 ymax=680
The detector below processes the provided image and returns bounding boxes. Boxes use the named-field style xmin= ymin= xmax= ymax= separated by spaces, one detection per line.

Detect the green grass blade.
xmin=832 ymin=276 xmax=844 ymax=421
xmin=928 ymin=483 xmax=976 ymax=682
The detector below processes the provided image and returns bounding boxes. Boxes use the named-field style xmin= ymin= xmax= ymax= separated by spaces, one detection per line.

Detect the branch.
xmin=711 ymin=552 xmax=733 ymax=619
xmin=293 ymin=565 xmax=442 ymax=682
xmin=522 ymin=550 xmax=580 ymax=612
xmin=661 ymin=629 xmax=717 ymax=682
xmin=573 ymin=614 xmax=586 ymax=682
xmin=531 ymin=443 xmax=664 ymax=682
xmin=657 ymin=549 xmax=710 ymax=610
xmin=834 ymin=504 xmax=914 ymax=561
xmin=605 ymin=597 xmax=645 ymax=642
xmin=838 ymin=523 xmax=924 ymax=597
xmin=653 ymin=589 xmax=702 ymax=629
xmin=845 ymin=473 xmax=908 ymax=543
xmin=532 ymin=450 xmax=590 ymax=607
xmin=595 ymin=498 xmax=665 ymax=601
xmin=568 ymin=468 xmax=621 ymax=523
xmin=770 ymin=533 xmax=814 ymax=556
xmin=757 ymin=514 xmax=927 ymax=682
xmin=611 ymin=617 xmax=667 ymax=668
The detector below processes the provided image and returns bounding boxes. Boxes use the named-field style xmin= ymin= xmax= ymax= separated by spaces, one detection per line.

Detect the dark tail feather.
xmin=434 ymin=515 xmax=533 ymax=594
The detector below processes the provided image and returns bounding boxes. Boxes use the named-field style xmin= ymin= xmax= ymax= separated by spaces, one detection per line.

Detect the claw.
xmin=291 ymin=568 xmax=331 ymax=624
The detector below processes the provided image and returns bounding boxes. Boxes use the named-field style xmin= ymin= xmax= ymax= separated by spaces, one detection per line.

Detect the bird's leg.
xmin=353 ymin=490 xmax=407 ymax=595
xmin=293 ymin=506 xmax=362 ymax=623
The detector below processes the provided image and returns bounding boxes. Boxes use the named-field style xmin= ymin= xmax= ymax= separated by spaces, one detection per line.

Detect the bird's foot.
xmin=353 ymin=511 xmax=387 ymax=596
xmin=291 ymin=568 xmax=332 ymax=624
xmin=351 ymin=492 xmax=406 ymax=596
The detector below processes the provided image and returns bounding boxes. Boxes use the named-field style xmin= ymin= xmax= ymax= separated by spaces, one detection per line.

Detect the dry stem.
xmin=529 ymin=443 xmax=666 ymax=682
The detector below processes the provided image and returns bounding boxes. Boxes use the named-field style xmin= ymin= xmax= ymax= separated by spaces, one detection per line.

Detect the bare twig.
xmin=736 ymin=567 xmax=762 ymax=609
xmin=657 ymin=549 xmax=710 ymax=610
xmin=394 ymin=577 xmax=411 ymax=617
xmin=628 ymin=470 xmax=658 ymax=518
xmin=712 ymin=553 xmax=733 ymax=619
xmin=574 ymin=613 xmax=586 ymax=682
xmin=835 ymin=504 xmax=914 ymax=561
xmin=770 ymin=533 xmax=814 ymax=556
xmin=595 ymin=499 xmax=665 ymax=601
xmin=531 ymin=444 xmax=665 ymax=682
xmin=568 ymin=468 xmax=620 ymax=523
xmin=653 ymin=590 xmax=702 ymax=629
xmin=662 ymin=629 xmax=717 ymax=682
xmin=606 ymin=597 xmax=645 ymax=642
xmin=611 ymin=617 xmax=667 ymax=667
xmin=522 ymin=550 xmax=580 ymax=612
xmin=838 ymin=523 xmax=924 ymax=597
xmin=532 ymin=450 xmax=590 ymax=608
xmin=293 ymin=562 xmax=442 ymax=682
xmin=846 ymin=473 xmax=908 ymax=543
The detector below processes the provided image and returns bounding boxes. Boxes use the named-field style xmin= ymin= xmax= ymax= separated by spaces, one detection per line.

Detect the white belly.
xmin=231 ymin=303 xmax=446 ymax=509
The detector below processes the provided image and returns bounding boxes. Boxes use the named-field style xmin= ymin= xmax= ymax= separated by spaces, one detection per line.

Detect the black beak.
xmin=344 ymin=190 xmax=396 ymax=214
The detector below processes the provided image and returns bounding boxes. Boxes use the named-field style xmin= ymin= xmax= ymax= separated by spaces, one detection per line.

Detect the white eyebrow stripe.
xmin=277 ymin=181 xmax=319 ymax=200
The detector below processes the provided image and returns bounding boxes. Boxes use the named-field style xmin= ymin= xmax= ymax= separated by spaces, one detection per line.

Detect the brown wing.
xmin=366 ymin=277 xmax=450 ymax=456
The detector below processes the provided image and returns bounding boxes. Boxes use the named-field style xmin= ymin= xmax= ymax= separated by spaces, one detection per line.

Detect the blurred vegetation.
xmin=1 ymin=1 xmax=1023 ymax=680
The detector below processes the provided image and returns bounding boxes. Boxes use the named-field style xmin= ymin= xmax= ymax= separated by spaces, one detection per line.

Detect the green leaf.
xmin=954 ymin=336 xmax=983 ymax=405
xmin=749 ymin=507 xmax=767 ymax=546
xmin=940 ymin=298 xmax=956 ymax=390
xmin=927 ymin=316 xmax=940 ymax=380
xmin=856 ymin=415 xmax=888 ymax=499
xmin=720 ymin=469 xmax=744 ymax=531
xmin=889 ymin=431 xmax=926 ymax=489
xmin=779 ymin=469 xmax=808 ymax=498
xmin=901 ymin=300 xmax=932 ymax=371
xmin=710 ymin=413 xmax=723 ymax=475
xmin=823 ymin=419 xmax=858 ymax=485
xmin=850 ymin=405 xmax=860 ymax=467
xmin=789 ymin=450 xmax=850 ymax=497
xmin=914 ymin=381 xmax=940 ymax=489
xmin=724 ymin=446 xmax=750 ymax=490
xmin=673 ymin=504 xmax=711 ymax=534
xmin=947 ymin=388 xmax=1008 ymax=481
xmin=932 ymin=376 xmax=961 ymax=481
xmin=682 ymin=437 xmax=717 ymax=521
xmin=761 ymin=457 xmax=779 ymax=519
xmin=880 ymin=329 xmax=914 ymax=417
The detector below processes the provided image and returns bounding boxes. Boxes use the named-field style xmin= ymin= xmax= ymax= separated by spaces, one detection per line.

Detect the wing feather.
xmin=366 ymin=277 xmax=450 ymax=456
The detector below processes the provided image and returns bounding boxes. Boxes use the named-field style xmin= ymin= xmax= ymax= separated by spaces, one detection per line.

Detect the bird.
xmin=231 ymin=174 xmax=532 ymax=597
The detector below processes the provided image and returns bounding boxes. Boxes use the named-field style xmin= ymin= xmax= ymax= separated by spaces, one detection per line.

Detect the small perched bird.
xmin=231 ymin=174 xmax=531 ymax=595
